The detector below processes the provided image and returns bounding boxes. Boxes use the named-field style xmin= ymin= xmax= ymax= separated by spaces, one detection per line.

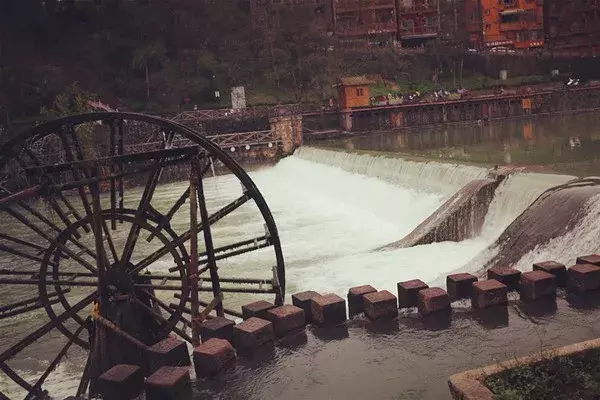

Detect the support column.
xmin=390 ymin=110 xmax=404 ymax=128
xmin=269 ymin=115 xmax=304 ymax=156
xmin=340 ymin=112 xmax=353 ymax=131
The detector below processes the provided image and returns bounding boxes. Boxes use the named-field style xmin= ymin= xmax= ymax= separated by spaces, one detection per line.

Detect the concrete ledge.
xmin=363 ymin=290 xmax=398 ymax=320
xmin=533 ymin=261 xmax=566 ymax=287
xmin=311 ymin=293 xmax=346 ymax=326
xmin=449 ymin=336 xmax=600 ymax=399
xmin=447 ymin=273 xmax=478 ymax=300
xmin=347 ymin=285 xmax=377 ymax=317
xmin=398 ymin=279 xmax=429 ymax=308
xmin=292 ymin=291 xmax=321 ymax=323
xmin=242 ymin=300 xmax=275 ymax=320
xmin=487 ymin=267 xmax=521 ymax=290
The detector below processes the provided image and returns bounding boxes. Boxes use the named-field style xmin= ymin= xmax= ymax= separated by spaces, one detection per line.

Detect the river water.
xmin=2 ymin=111 xmax=600 ymax=398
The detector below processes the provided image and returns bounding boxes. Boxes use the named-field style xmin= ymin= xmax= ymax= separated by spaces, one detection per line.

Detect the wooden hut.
xmin=336 ymin=76 xmax=373 ymax=109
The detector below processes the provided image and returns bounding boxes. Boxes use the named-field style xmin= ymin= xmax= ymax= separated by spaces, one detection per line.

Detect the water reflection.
xmin=320 ymin=111 xmax=600 ymax=175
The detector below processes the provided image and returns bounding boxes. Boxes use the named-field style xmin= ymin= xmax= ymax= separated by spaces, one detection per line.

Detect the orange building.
xmin=466 ymin=0 xmax=544 ymax=50
xmin=336 ymin=76 xmax=373 ymax=109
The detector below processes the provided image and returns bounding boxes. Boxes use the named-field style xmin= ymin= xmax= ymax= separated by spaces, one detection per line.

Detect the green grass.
xmin=485 ymin=349 xmax=600 ymax=400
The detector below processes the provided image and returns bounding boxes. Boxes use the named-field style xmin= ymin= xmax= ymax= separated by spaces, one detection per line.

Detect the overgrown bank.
xmin=485 ymin=348 xmax=600 ymax=400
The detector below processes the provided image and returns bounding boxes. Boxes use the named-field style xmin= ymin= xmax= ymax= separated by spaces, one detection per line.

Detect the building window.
xmin=356 ymin=88 xmax=364 ymax=96
xmin=401 ymin=19 xmax=415 ymax=30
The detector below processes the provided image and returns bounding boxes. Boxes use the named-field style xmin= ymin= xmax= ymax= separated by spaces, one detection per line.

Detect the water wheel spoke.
xmin=109 ymin=120 xmax=118 ymax=230
xmin=0 ymin=291 xmax=98 ymax=362
xmin=5 ymin=209 xmax=98 ymax=274
xmin=0 ymin=360 xmax=36 ymax=393
xmin=173 ymin=294 xmax=243 ymax=319
xmin=120 ymin=132 xmax=177 ymax=265
xmin=132 ymin=297 xmax=192 ymax=343
xmin=15 ymin=202 xmax=98 ymax=261
xmin=0 ymin=185 xmax=43 ymax=209
xmin=142 ymin=290 xmax=192 ymax=329
xmin=57 ymin=192 xmax=90 ymax=233
xmin=76 ymin=348 xmax=92 ymax=397
xmin=120 ymin=166 xmax=163 ymax=265
xmin=130 ymin=192 xmax=252 ymax=276
xmin=0 ymin=232 xmax=49 ymax=254
xmin=146 ymin=186 xmax=190 ymax=242
xmin=133 ymin=282 xmax=275 ymax=294
xmin=31 ymin=323 xmax=86 ymax=393
xmin=0 ymin=277 xmax=98 ymax=287
xmin=0 ymin=289 xmax=70 ymax=320
xmin=194 ymin=158 xmax=223 ymax=316
xmin=0 ymin=297 xmax=61 ymax=320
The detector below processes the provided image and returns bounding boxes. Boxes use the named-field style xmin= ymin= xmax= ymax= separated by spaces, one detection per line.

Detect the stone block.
xmin=487 ymin=267 xmax=521 ymax=290
xmin=264 ymin=305 xmax=305 ymax=337
xmin=311 ymin=293 xmax=347 ymax=326
xmin=533 ymin=261 xmax=567 ymax=287
xmin=148 ymin=337 xmax=190 ymax=373
xmin=199 ymin=316 xmax=235 ymax=343
xmin=397 ymin=279 xmax=429 ymax=308
xmin=472 ymin=279 xmax=508 ymax=309
xmin=98 ymin=364 xmax=143 ymax=400
xmin=291 ymin=291 xmax=321 ymax=323
xmin=241 ymin=300 xmax=275 ymax=320
xmin=446 ymin=273 xmax=478 ymax=300
xmin=347 ymin=285 xmax=377 ymax=317
xmin=567 ymin=263 xmax=600 ymax=292
xmin=144 ymin=366 xmax=191 ymax=400
xmin=233 ymin=317 xmax=274 ymax=351
xmin=520 ymin=270 xmax=557 ymax=301
xmin=193 ymin=338 xmax=236 ymax=377
xmin=576 ymin=254 xmax=600 ymax=266
xmin=417 ymin=287 xmax=450 ymax=316
xmin=363 ymin=290 xmax=398 ymax=320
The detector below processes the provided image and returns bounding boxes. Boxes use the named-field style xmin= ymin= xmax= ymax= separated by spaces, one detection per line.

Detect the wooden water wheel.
xmin=0 ymin=112 xmax=285 ymax=399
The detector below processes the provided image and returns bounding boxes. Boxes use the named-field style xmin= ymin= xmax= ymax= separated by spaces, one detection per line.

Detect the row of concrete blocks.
xmin=97 ymin=255 xmax=600 ymax=399
xmin=96 ymin=302 xmax=310 ymax=400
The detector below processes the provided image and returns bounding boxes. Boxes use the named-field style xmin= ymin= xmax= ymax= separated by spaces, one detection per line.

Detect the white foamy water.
xmin=481 ymin=172 xmax=576 ymax=237
xmin=3 ymin=146 xmax=596 ymax=398
xmin=295 ymin=147 xmax=488 ymax=196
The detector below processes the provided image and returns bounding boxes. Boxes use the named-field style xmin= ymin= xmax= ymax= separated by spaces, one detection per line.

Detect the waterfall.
xmin=480 ymin=172 xmax=576 ymax=239
xmin=294 ymin=147 xmax=488 ymax=196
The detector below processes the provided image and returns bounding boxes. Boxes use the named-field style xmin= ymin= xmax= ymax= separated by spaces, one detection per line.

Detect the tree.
xmin=132 ymin=44 xmax=167 ymax=100
xmin=40 ymin=81 xmax=96 ymax=117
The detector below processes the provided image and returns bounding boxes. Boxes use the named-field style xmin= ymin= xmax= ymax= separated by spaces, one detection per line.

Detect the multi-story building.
xmin=250 ymin=0 xmax=334 ymax=38
xmin=544 ymin=0 xmax=600 ymax=54
xmin=439 ymin=0 xmax=467 ymax=44
xmin=331 ymin=0 xmax=399 ymax=48
xmin=396 ymin=0 xmax=439 ymax=47
xmin=465 ymin=0 xmax=544 ymax=50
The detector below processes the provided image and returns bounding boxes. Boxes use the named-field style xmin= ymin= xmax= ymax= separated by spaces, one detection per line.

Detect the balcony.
xmin=397 ymin=3 xmax=438 ymax=14
xmin=336 ymin=21 xmax=397 ymax=36
xmin=398 ymin=25 xmax=438 ymax=39
xmin=500 ymin=21 xmax=541 ymax=32
xmin=334 ymin=0 xmax=396 ymax=13
xmin=271 ymin=0 xmax=330 ymax=5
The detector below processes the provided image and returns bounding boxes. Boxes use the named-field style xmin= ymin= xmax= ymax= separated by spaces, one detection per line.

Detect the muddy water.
xmin=194 ymin=294 xmax=600 ymax=400
xmin=318 ymin=111 xmax=600 ymax=176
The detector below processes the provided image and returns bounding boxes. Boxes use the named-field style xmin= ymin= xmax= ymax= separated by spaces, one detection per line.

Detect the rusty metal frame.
xmin=0 ymin=112 xmax=286 ymax=399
